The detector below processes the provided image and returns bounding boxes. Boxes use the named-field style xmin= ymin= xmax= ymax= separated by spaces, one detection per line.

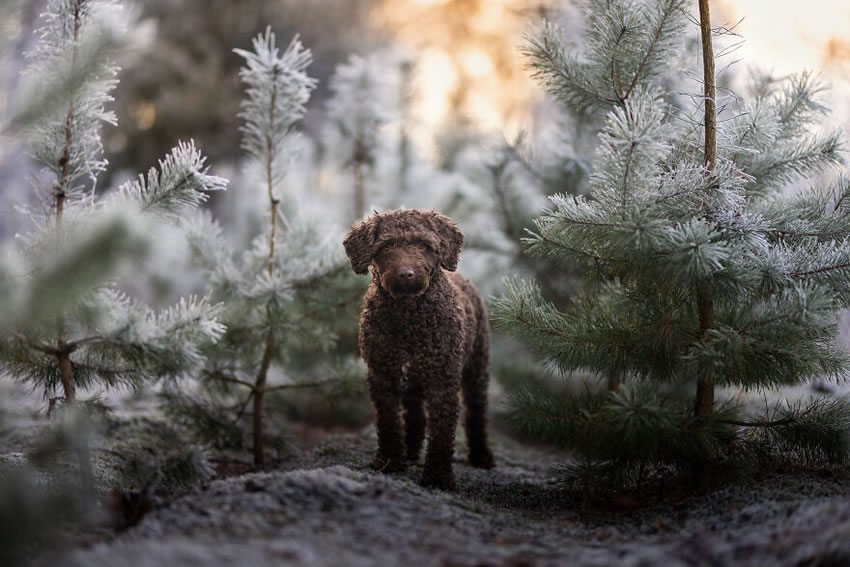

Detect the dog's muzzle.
xmin=383 ymin=268 xmax=428 ymax=297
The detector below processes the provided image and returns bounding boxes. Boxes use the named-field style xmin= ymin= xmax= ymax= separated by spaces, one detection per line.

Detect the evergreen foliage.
xmin=233 ymin=28 xmax=317 ymax=207
xmin=522 ymin=0 xmax=688 ymax=116
xmin=492 ymin=0 xmax=850 ymax=487
xmin=0 ymin=418 xmax=86 ymax=565
xmin=469 ymin=129 xmax=590 ymax=301
xmin=117 ymin=140 xmax=227 ymax=220
xmin=177 ymin=29 xmax=364 ymax=467
xmin=324 ymin=54 xmax=393 ymax=220
xmin=21 ymin=0 xmax=121 ymax=202
xmin=0 ymin=0 xmax=225 ymax=406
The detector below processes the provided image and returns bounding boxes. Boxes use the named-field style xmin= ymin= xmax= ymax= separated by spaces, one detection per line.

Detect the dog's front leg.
xmin=367 ymin=369 xmax=407 ymax=473
xmin=421 ymin=373 xmax=461 ymax=490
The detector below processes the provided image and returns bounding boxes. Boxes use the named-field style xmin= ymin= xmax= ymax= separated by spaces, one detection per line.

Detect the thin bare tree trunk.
xmin=694 ymin=0 xmax=717 ymax=419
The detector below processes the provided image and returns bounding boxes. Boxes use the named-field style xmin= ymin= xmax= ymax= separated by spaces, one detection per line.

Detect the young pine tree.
xmin=0 ymin=0 xmax=226 ymax=408
xmin=177 ymin=29 xmax=363 ymax=467
xmin=492 ymin=0 xmax=850 ymax=487
xmin=324 ymin=54 xmax=394 ymax=221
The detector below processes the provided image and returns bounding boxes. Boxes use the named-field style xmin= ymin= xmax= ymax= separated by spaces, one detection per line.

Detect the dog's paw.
xmin=421 ymin=469 xmax=457 ymax=491
xmin=469 ymin=448 xmax=495 ymax=469
xmin=370 ymin=454 xmax=407 ymax=474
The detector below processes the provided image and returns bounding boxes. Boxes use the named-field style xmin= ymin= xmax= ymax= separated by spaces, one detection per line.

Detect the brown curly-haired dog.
xmin=343 ymin=209 xmax=494 ymax=490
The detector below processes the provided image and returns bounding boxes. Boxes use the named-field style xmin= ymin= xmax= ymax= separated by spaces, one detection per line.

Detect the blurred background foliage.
xmin=105 ymin=0 xmax=381 ymax=184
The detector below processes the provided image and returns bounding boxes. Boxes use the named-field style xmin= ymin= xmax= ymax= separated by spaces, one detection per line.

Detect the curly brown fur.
xmin=343 ymin=209 xmax=494 ymax=490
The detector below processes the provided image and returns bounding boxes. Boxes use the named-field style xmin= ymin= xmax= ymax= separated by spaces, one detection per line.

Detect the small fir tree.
xmin=492 ymin=0 xmax=850 ymax=487
xmin=0 ymin=0 xmax=226 ymax=407
xmin=324 ymin=54 xmax=393 ymax=221
xmin=178 ymin=29 xmax=363 ymax=467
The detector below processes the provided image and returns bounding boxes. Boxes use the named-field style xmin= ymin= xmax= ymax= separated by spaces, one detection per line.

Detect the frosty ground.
xmin=57 ymin=433 xmax=850 ymax=567
xmin=2 ymin=382 xmax=849 ymax=567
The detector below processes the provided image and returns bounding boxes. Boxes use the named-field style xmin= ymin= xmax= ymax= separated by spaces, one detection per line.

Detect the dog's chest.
xmin=374 ymin=305 xmax=455 ymax=347
xmin=360 ymin=291 xmax=467 ymax=365
xmin=367 ymin=301 xmax=464 ymax=342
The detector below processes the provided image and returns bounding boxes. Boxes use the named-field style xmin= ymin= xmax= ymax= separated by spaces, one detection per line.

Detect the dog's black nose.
xmin=399 ymin=268 xmax=415 ymax=279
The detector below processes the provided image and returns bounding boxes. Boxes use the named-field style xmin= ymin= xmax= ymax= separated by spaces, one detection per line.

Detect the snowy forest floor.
xmin=3 ymin=381 xmax=850 ymax=567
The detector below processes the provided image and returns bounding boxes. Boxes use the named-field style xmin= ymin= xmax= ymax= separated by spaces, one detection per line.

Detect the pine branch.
xmin=741 ymin=131 xmax=844 ymax=199
xmin=622 ymin=0 xmax=683 ymax=101
xmin=525 ymin=230 xmax=613 ymax=263
xmin=263 ymin=379 xmax=335 ymax=393
xmin=118 ymin=141 xmax=227 ymax=221
xmin=718 ymin=417 xmax=794 ymax=428
xmin=610 ymin=24 xmax=627 ymax=104
xmin=774 ymin=71 xmax=829 ymax=136
xmin=791 ymin=261 xmax=850 ymax=278
xmin=12 ymin=333 xmax=59 ymax=356
xmin=522 ymin=21 xmax=616 ymax=113
xmin=207 ymin=372 xmax=256 ymax=390
xmin=23 ymin=0 xmax=123 ymax=207
xmin=759 ymin=397 xmax=850 ymax=464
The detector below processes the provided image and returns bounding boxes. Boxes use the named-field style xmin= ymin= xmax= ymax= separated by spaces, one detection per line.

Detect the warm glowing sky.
xmin=717 ymin=0 xmax=850 ymax=72
xmin=375 ymin=0 xmax=850 ymax=139
xmin=374 ymin=0 xmax=541 ymax=139
xmin=717 ymin=0 xmax=850 ymax=123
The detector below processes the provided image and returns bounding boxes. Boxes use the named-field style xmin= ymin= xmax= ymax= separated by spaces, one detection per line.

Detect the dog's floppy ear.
xmin=343 ymin=216 xmax=377 ymax=275
xmin=432 ymin=212 xmax=464 ymax=271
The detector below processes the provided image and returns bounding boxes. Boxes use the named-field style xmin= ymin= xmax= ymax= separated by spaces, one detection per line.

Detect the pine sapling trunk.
xmin=354 ymin=156 xmax=365 ymax=220
xmin=253 ymin=330 xmax=274 ymax=467
xmin=695 ymin=0 xmax=717 ymax=418
xmin=607 ymin=370 xmax=621 ymax=391
xmin=353 ymin=118 xmax=367 ymax=220
xmin=252 ymin=73 xmax=280 ymax=468
xmin=699 ymin=0 xmax=717 ymax=174
xmin=397 ymin=60 xmax=413 ymax=196
xmin=694 ymin=291 xmax=714 ymax=416
xmin=52 ymin=1 xmax=83 ymax=405
xmin=56 ymin=0 xmax=82 ymax=221
xmin=57 ymin=350 xmax=76 ymax=404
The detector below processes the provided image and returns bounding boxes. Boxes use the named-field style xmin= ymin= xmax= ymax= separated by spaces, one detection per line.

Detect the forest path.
xmin=51 ymin=426 xmax=850 ymax=567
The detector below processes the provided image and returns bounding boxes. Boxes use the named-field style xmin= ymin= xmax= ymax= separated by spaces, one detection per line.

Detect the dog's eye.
xmin=382 ymin=243 xmax=392 ymax=252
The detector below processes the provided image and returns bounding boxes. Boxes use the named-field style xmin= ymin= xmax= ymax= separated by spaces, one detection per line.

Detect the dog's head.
xmin=343 ymin=209 xmax=464 ymax=298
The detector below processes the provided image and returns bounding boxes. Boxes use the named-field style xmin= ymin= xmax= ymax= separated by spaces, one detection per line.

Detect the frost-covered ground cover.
xmin=3 ymin=381 xmax=850 ymax=567
xmin=52 ymin=439 xmax=850 ymax=567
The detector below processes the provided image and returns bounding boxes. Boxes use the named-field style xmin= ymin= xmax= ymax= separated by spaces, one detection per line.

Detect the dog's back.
xmin=446 ymin=271 xmax=489 ymax=364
